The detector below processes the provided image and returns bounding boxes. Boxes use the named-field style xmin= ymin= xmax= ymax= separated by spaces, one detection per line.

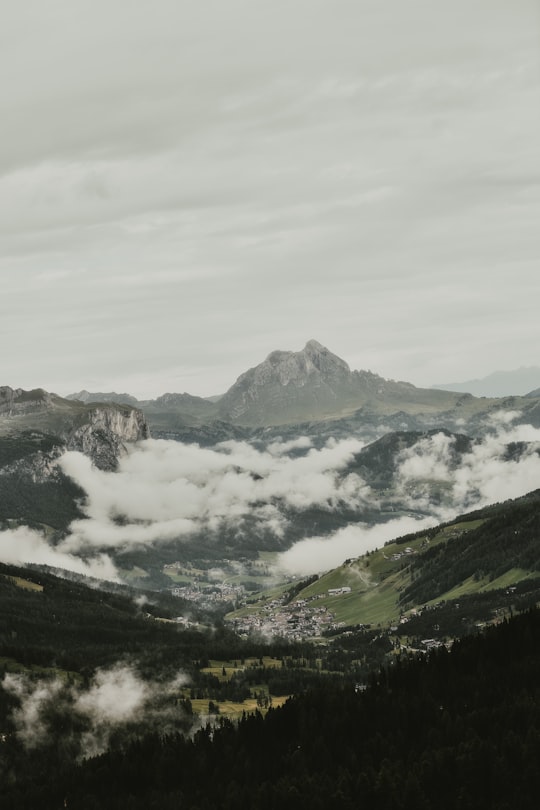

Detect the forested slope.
xmin=6 ymin=608 xmax=540 ymax=809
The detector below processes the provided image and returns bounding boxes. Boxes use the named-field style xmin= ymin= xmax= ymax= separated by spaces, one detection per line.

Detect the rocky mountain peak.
xmin=217 ymin=341 xmax=361 ymax=424
xmin=301 ymin=339 xmax=350 ymax=375
xmin=256 ymin=341 xmax=350 ymax=387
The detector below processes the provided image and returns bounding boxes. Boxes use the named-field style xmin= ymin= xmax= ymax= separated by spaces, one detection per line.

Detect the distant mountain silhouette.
xmin=433 ymin=367 xmax=540 ymax=397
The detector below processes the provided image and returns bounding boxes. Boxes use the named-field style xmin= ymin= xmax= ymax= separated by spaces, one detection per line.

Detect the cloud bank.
xmin=2 ymin=416 xmax=540 ymax=580
xmin=0 ymin=525 xmax=120 ymax=581
xmin=277 ymin=415 xmax=540 ymax=574
xmin=394 ymin=417 xmax=540 ymax=515
xmin=57 ymin=436 xmax=369 ymax=553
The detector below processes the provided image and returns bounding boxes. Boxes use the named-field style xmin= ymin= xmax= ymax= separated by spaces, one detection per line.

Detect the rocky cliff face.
xmin=0 ymin=387 xmax=150 ymax=530
xmin=216 ymin=340 xmax=352 ymax=424
xmin=65 ymin=405 xmax=149 ymax=469
xmin=66 ymin=389 xmax=217 ymax=433
xmin=0 ymin=387 xmax=149 ymax=471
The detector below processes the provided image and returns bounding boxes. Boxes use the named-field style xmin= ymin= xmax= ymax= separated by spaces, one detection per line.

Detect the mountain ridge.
xmin=433 ymin=366 xmax=540 ymax=398
xmin=0 ymin=387 xmax=150 ymax=529
xmin=65 ymin=340 xmax=540 ymax=433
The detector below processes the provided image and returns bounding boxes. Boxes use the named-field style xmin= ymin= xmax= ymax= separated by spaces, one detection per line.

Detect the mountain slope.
xmin=9 ymin=607 xmax=540 ymax=809
xmin=231 ymin=490 xmax=540 ymax=632
xmin=66 ymin=390 xmax=141 ymax=406
xmin=0 ymin=387 xmax=149 ymax=530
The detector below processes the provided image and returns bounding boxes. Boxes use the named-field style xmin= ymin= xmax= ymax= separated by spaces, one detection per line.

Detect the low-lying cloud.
xmin=0 ymin=525 xmax=120 ymax=581
xmin=2 ymin=416 xmax=540 ymax=580
xmin=2 ymin=664 xmax=189 ymax=759
xmin=394 ymin=417 xmax=540 ymax=516
xmin=276 ymin=516 xmax=438 ymax=576
xmin=277 ymin=414 xmax=540 ymax=574
xmin=57 ymin=436 xmax=369 ymax=553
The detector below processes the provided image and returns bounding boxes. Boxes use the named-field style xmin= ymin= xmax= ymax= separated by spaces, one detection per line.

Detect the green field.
xmin=189 ymin=695 xmax=289 ymax=720
xmin=2 ymin=574 xmax=44 ymax=592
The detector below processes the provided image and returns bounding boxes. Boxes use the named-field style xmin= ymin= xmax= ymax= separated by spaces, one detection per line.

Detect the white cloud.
xmin=394 ymin=418 xmax=540 ymax=515
xmin=57 ymin=437 xmax=369 ymax=553
xmin=396 ymin=432 xmax=455 ymax=483
xmin=0 ymin=526 xmax=119 ymax=581
xmin=277 ymin=417 xmax=540 ymax=575
xmin=5 ymin=414 xmax=540 ymax=579
xmin=2 ymin=664 xmax=190 ymax=759
xmin=276 ymin=517 xmax=437 ymax=576
xmin=75 ymin=665 xmax=149 ymax=725
xmin=0 ymin=400 xmax=538 ymax=592
xmin=2 ymin=673 xmax=64 ymax=749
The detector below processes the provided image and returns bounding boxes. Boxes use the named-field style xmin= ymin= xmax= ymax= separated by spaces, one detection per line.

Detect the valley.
xmin=2 ymin=343 xmax=540 ymax=807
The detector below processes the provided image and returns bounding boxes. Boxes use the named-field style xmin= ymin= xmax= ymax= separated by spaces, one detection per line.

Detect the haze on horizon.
xmin=1 ymin=0 xmax=539 ymax=399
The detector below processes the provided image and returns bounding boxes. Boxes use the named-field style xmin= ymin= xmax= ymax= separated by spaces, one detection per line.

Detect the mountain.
xmin=433 ymin=366 xmax=540 ymax=397
xmin=0 ymin=386 xmax=149 ymax=529
xmin=68 ymin=342 xmax=540 ymax=435
xmin=215 ymin=339 xmax=463 ymax=425
xmin=66 ymin=389 xmax=141 ymax=406
xmin=0 ymin=386 xmax=148 ymax=468
xmin=141 ymin=391 xmax=217 ymax=432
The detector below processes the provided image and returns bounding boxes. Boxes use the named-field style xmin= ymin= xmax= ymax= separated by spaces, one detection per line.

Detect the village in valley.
xmin=167 ymin=574 xmax=352 ymax=639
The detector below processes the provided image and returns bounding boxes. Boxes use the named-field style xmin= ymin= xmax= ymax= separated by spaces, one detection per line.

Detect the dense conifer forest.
xmin=2 ymin=605 xmax=540 ymax=808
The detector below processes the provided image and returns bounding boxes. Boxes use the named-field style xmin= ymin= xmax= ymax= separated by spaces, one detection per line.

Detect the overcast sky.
xmin=2 ymin=0 xmax=539 ymax=399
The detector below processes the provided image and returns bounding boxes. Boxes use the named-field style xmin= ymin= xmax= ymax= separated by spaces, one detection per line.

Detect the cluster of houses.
xmin=384 ymin=547 xmax=416 ymax=563
xmin=228 ymin=590 xmax=353 ymax=640
xmin=229 ymin=604 xmax=342 ymax=640
xmin=171 ymin=582 xmax=246 ymax=608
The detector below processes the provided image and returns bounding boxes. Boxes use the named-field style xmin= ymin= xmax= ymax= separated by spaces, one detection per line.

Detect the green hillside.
xmin=229 ymin=490 xmax=540 ymax=632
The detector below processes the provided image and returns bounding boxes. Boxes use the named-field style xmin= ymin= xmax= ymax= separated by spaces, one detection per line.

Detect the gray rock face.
xmin=0 ymin=388 xmax=150 ymax=531
xmin=0 ymin=387 xmax=149 ymax=471
xmin=216 ymin=340 xmax=351 ymax=424
xmin=216 ymin=340 xmax=438 ymax=425
xmin=65 ymin=406 xmax=149 ymax=470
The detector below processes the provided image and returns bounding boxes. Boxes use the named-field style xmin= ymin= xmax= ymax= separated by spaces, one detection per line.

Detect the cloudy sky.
xmin=2 ymin=0 xmax=539 ymax=399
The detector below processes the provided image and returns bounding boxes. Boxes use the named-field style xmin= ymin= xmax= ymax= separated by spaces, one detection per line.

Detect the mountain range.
xmin=66 ymin=340 xmax=540 ymax=438
xmin=2 ymin=341 xmax=540 ymax=555
xmin=2 ymin=343 xmax=540 ymax=807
